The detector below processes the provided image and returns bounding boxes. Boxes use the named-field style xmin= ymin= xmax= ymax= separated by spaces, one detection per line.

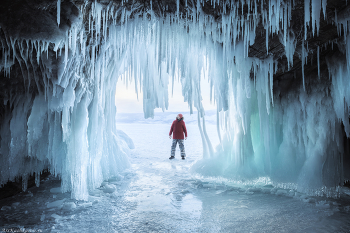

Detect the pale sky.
xmin=115 ymin=73 xmax=216 ymax=113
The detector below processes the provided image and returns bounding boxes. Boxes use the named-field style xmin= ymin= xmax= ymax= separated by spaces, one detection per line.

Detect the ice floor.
xmin=1 ymin=123 xmax=350 ymax=233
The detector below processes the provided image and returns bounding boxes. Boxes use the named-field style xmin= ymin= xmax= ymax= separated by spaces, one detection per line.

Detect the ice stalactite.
xmin=57 ymin=0 xmax=61 ymax=26
xmin=0 ymin=3 xmax=132 ymax=200
xmin=188 ymin=0 xmax=346 ymax=197
xmin=302 ymin=39 xmax=306 ymax=91
xmin=0 ymin=0 xmax=349 ymax=199
xmin=303 ymin=0 xmax=327 ymax=42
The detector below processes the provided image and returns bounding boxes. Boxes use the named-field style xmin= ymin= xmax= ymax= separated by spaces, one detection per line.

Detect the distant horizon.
xmin=116 ymin=109 xmax=217 ymax=114
xmin=115 ymin=109 xmax=218 ymax=125
xmin=115 ymin=73 xmax=217 ymax=113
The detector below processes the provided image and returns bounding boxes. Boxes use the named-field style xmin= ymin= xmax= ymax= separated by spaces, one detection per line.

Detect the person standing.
xmin=169 ymin=113 xmax=187 ymax=160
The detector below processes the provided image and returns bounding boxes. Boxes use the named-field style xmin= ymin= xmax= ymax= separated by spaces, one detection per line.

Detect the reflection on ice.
xmin=179 ymin=194 xmax=202 ymax=219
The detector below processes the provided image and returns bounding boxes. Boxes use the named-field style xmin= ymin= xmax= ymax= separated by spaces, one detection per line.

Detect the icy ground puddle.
xmin=1 ymin=124 xmax=350 ymax=232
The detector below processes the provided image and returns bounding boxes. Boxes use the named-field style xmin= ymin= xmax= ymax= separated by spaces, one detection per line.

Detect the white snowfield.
xmin=0 ymin=0 xmax=349 ymax=201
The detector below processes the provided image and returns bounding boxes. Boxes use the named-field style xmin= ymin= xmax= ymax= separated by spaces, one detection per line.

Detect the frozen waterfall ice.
xmin=0 ymin=0 xmax=349 ymax=200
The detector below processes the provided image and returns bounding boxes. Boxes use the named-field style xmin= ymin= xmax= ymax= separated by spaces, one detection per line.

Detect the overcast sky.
xmin=115 ymin=74 xmax=216 ymax=113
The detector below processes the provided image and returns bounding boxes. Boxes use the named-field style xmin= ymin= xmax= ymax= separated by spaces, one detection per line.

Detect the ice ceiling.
xmin=0 ymin=0 xmax=350 ymax=200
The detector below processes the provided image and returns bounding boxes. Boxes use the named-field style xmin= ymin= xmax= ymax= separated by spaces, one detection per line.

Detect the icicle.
xmin=46 ymin=41 xmax=49 ymax=59
xmin=322 ymin=0 xmax=327 ymax=20
xmin=72 ymin=27 xmax=77 ymax=56
xmin=304 ymin=0 xmax=310 ymax=39
xmin=335 ymin=9 xmax=340 ymax=36
xmin=317 ymin=46 xmax=320 ymax=79
xmin=177 ymin=0 xmax=179 ymax=20
xmin=302 ymin=39 xmax=305 ymax=91
xmin=283 ymin=7 xmax=287 ymax=47
xmin=312 ymin=0 xmax=322 ymax=37
xmin=57 ymin=0 xmax=61 ymax=26
xmin=80 ymin=29 xmax=84 ymax=55
xmin=64 ymin=31 xmax=68 ymax=69
xmin=269 ymin=62 xmax=274 ymax=106
xmin=36 ymin=40 xmax=40 ymax=65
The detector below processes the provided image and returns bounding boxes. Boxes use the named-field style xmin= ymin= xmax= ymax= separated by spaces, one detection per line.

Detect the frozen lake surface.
xmin=1 ymin=123 xmax=350 ymax=232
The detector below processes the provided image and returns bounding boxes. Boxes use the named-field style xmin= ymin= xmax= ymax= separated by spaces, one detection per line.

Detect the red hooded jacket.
xmin=169 ymin=118 xmax=187 ymax=139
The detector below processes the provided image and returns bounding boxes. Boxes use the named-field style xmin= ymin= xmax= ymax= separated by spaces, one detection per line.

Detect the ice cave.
xmin=1 ymin=0 xmax=350 ymax=232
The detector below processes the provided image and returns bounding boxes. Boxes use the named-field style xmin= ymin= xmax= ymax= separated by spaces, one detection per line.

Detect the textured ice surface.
xmin=1 ymin=123 xmax=349 ymax=232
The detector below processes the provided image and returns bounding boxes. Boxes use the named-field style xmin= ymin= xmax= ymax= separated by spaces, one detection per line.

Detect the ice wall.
xmin=1 ymin=0 xmax=349 ymax=199
xmin=0 ymin=2 xmax=132 ymax=200
xmin=189 ymin=0 xmax=348 ymax=197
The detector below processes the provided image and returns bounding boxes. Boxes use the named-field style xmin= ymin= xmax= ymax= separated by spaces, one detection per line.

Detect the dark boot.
xmin=169 ymin=156 xmax=175 ymax=159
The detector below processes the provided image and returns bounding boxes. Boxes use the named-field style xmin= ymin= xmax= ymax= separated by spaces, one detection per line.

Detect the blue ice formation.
xmin=0 ymin=0 xmax=349 ymax=199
